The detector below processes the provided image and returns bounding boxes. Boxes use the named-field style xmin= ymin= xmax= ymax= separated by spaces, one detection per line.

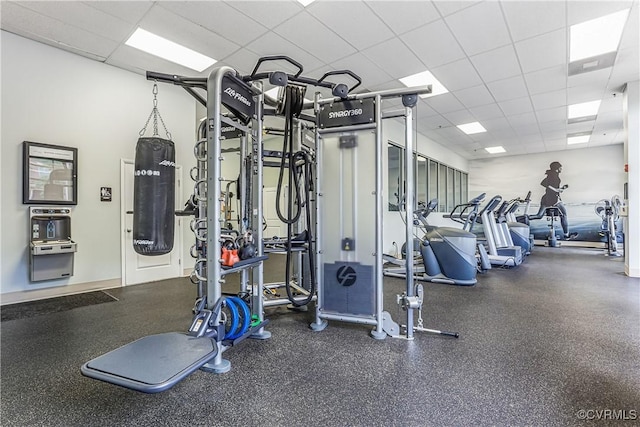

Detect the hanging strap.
xmin=139 ymin=82 xmax=173 ymax=140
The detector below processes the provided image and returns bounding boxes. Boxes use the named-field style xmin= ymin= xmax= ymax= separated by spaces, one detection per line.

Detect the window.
xmin=386 ymin=142 xmax=468 ymax=213
xmin=416 ymin=155 xmax=427 ymax=206
xmin=428 ymin=159 xmax=438 ymax=205
xmin=388 ymin=144 xmax=402 ymax=211
xmin=439 ymin=164 xmax=447 ymax=212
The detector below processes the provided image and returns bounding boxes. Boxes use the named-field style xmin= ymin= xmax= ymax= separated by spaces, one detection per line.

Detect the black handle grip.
xmin=318 ymin=69 xmax=362 ymax=93
xmin=250 ymin=55 xmax=304 ymax=78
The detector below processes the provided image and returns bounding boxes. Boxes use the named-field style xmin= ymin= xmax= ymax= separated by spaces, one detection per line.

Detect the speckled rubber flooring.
xmin=1 ymin=247 xmax=639 ymax=426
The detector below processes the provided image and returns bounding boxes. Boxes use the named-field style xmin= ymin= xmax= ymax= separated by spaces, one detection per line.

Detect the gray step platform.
xmin=81 ymin=332 xmax=217 ymax=393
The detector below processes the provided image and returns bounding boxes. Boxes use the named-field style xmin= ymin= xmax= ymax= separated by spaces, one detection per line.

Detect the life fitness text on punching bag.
xmin=133 ymin=137 xmax=175 ymax=255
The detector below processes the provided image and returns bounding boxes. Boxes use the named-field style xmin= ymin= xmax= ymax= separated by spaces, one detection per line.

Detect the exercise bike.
xmin=595 ymin=195 xmax=623 ymax=257
xmin=383 ymin=198 xmax=481 ymax=286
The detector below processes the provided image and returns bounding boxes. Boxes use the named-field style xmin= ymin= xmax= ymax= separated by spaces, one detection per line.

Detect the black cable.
xmin=273 ymin=85 xmax=315 ymax=306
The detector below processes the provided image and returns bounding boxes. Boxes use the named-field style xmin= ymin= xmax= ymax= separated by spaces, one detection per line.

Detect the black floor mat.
xmin=1 ymin=291 xmax=118 ymax=322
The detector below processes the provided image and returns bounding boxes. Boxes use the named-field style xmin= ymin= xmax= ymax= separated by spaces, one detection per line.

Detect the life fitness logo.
xmin=224 ymin=87 xmax=251 ymax=107
xmin=337 ymin=265 xmax=357 ymax=287
xmin=134 ymin=160 xmax=175 ymax=177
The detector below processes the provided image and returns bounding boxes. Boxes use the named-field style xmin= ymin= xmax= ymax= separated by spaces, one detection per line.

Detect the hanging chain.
xmin=139 ymin=82 xmax=172 ymax=140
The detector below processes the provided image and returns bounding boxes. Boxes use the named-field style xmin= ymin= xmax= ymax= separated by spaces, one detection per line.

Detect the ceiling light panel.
xmin=568 ymin=100 xmax=601 ymax=119
xmin=125 ymin=28 xmax=216 ymax=72
xmin=567 ymin=135 xmax=591 ymax=144
xmin=297 ymin=0 xmax=315 ymax=7
xmin=570 ymin=9 xmax=630 ymax=61
xmin=457 ymin=122 xmax=487 ymax=135
xmin=399 ymin=70 xmax=448 ymax=98
xmin=485 ymin=146 xmax=506 ymax=154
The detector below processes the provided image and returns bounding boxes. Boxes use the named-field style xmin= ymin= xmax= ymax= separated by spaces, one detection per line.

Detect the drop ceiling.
xmin=1 ymin=0 xmax=638 ymax=160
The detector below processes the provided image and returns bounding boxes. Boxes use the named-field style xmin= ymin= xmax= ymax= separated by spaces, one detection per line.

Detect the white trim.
xmin=1 ymin=278 xmax=122 ymax=306
xmin=625 ymin=266 xmax=640 ymax=278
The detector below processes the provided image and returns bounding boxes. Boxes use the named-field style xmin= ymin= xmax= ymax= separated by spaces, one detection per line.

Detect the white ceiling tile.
xmin=401 ymin=19 xmax=466 ymax=69
xmin=308 ymin=1 xmax=394 ymax=50
xmin=222 ymin=49 xmax=263 ymax=76
xmin=273 ymin=11 xmax=356 ymax=64
xmin=415 ymin=102 xmax=441 ymax=118
xmin=531 ymin=89 xmax=567 ymax=110
xmin=362 ymin=37 xmax=426 ymax=78
xmin=567 ymin=85 xmax=606 ymax=105
xmin=417 ymin=114 xmax=454 ymax=130
xmin=514 ymin=124 xmax=541 ymax=137
xmin=481 ymin=116 xmax=510 ymax=132
xmin=18 ymin=1 xmax=133 ymax=41
xmin=0 ymin=2 xmax=117 ymax=60
xmin=515 ymin=29 xmax=566 ymax=73
xmin=598 ymin=95 xmax=624 ymax=114
xmin=442 ymin=109 xmax=476 ymax=125
xmin=535 ymin=106 xmax=566 ymax=123
xmin=523 ymin=65 xmax=567 ymax=95
xmin=432 ymin=58 xmax=483 ymax=92
xmin=225 ymin=0 xmax=304 ymax=29
xmin=84 ymin=1 xmax=153 ymax=24
xmin=539 ymin=119 xmax=567 ymax=133
xmin=610 ymin=47 xmax=640 ymax=88
xmin=367 ymin=1 xmax=440 ymax=35
xmin=158 ymin=2 xmax=268 ymax=46
xmin=525 ymin=144 xmax=548 ymax=154
xmin=593 ymin=111 xmax=625 ymax=129
xmin=618 ymin=3 xmax=639 ymax=51
xmin=453 ymin=85 xmax=495 ymax=108
xmin=470 ymin=44 xmax=522 ymax=83
xmin=498 ymin=97 xmax=534 ymax=116
xmin=501 ymin=1 xmax=566 ymax=42
xmin=568 ymin=67 xmax=613 ymax=88
xmin=245 ymin=31 xmax=324 ymax=73
xmin=139 ymin=6 xmax=240 ymax=62
xmin=423 ymin=92 xmax=465 ymax=114
xmin=444 ymin=1 xmax=512 ymax=56
xmin=506 ymin=111 xmax=537 ymax=128
xmin=487 ymin=75 xmax=528 ymax=102
xmin=327 ymin=53 xmax=394 ymax=88
xmin=433 ymin=1 xmax=481 ymax=17
xmin=567 ymin=1 xmax=633 ymax=25
xmin=469 ymin=103 xmax=505 ymax=120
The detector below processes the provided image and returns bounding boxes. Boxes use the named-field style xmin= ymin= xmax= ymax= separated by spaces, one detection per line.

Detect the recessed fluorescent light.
xmin=568 ymin=100 xmax=601 ymax=119
xmin=485 ymin=146 xmax=506 ymax=154
xmin=264 ymin=87 xmax=279 ymax=100
xmin=457 ymin=122 xmax=487 ymax=135
xmin=570 ymin=9 xmax=630 ymax=61
xmin=399 ymin=70 xmax=448 ymax=98
xmin=567 ymin=135 xmax=590 ymax=145
xmin=125 ymin=28 xmax=216 ymax=72
xmin=298 ymin=0 xmax=315 ymax=6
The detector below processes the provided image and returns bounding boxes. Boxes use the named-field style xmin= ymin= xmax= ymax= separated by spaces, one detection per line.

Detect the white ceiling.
xmin=1 ymin=0 xmax=638 ymax=160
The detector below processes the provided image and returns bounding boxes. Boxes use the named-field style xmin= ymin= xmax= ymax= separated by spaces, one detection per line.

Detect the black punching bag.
xmin=133 ymin=137 xmax=175 ymax=255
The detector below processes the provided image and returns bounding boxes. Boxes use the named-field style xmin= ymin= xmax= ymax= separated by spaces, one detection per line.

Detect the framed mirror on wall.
xmin=23 ymin=141 xmax=78 ymax=205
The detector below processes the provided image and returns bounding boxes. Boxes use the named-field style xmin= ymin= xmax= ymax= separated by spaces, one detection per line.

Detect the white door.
xmin=121 ymin=159 xmax=182 ymax=285
xmin=263 ymin=187 xmax=287 ymax=239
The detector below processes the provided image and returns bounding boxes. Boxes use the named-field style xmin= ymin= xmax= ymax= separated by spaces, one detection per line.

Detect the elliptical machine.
xmin=383 ymin=198 xmax=480 ymax=286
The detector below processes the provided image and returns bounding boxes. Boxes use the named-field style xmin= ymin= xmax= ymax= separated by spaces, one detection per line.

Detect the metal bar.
xmin=313 ymin=85 xmax=431 ymax=107
xmin=374 ymin=94 xmax=384 ymax=338
xmin=317 ymin=123 xmax=376 ymax=135
xmin=205 ymin=66 xmax=236 ymax=370
xmin=220 ymin=115 xmax=250 ymax=134
xmin=254 ymin=81 xmax=267 ymax=331
xmin=404 ymin=105 xmax=415 ymax=340
xmin=318 ymin=312 xmax=378 ymax=326
xmin=311 ymin=91 xmax=325 ymax=330
xmin=382 ymin=109 xmax=407 ymax=119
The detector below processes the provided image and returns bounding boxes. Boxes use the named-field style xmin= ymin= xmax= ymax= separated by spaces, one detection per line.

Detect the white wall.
xmin=468 ymin=145 xmax=625 ymax=205
xmin=1 ymin=31 xmax=197 ymax=295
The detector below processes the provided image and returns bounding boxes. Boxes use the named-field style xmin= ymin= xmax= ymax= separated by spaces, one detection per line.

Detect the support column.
xmin=623 ymin=80 xmax=640 ymax=277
